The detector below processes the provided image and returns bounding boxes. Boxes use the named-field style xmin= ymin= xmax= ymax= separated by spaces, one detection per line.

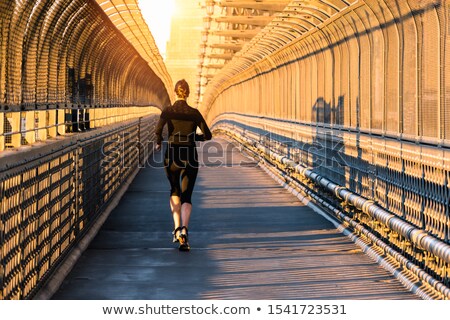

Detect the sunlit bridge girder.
xmin=214 ymin=15 xmax=275 ymax=26
xmin=216 ymin=0 xmax=292 ymax=11
xmin=196 ymin=0 xmax=290 ymax=103
xmin=95 ymin=0 xmax=173 ymax=100
xmin=210 ymin=42 xmax=245 ymax=51
xmin=211 ymin=29 xmax=261 ymax=38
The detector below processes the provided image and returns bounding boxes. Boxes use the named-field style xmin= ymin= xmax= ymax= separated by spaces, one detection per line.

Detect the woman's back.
xmin=156 ymin=100 xmax=212 ymax=146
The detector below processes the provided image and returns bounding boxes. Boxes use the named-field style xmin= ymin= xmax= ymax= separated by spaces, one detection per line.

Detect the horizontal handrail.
xmin=0 ymin=115 xmax=158 ymax=299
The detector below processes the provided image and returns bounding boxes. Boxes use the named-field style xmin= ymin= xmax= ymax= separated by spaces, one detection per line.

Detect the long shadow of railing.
xmin=212 ymin=98 xmax=450 ymax=292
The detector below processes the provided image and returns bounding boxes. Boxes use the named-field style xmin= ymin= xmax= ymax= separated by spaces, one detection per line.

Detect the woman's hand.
xmin=194 ymin=133 xmax=205 ymax=142
xmin=155 ymin=143 xmax=161 ymax=151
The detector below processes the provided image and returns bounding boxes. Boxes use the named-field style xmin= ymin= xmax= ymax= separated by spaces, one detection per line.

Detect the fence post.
xmin=0 ymin=113 xmax=4 ymax=151
xmin=48 ymin=110 xmax=57 ymax=138
xmin=25 ymin=111 xmax=35 ymax=144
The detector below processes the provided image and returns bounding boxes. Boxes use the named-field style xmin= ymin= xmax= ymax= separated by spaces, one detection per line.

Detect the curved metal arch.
xmin=97 ymin=35 xmax=128 ymax=92
xmin=360 ymin=0 xmax=399 ymax=57
xmin=41 ymin=0 xmax=75 ymax=104
xmin=221 ymin=61 xmax=254 ymax=81
xmin=278 ymin=14 xmax=319 ymax=32
xmin=21 ymin=0 xmax=58 ymax=105
xmin=78 ymin=22 xmax=109 ymax=77
xmin=120 ymin=54 xmax=147 ymax=89
xmin=82 ymin=27 xmax=111 ymax=101
xmin=320 ymin=0 xmax=352 ymax=11
xmin=72 ymin=27 xmax=106 ymax=96
xmin=228 ymin=15 xmax=323 ymax=76
xmin=111 ymin=45 xmax=146 ymax=105
xmin=1 ymin=0 xmax=170 ymax=111
xmin=128 ymin=64 xmax=152 ymax=105
xmin=246 ymin=34 xmax=282 ymax=55
xmin=309 ymin=31 xmax=334 ymax=91
xmin=273 ymin=16 xmax=311 ymax=33
xmin=265 ymin=25 xmax=296 ymax=43
xmin=36 ymin=0 xmax=68 ymax=60
xmin=288 ymin=0 xmax=339 ymax=18
xmin=82 ymin=34 xmax=120 ymax=105
xmin=276 ymin=43 xmax=298 ymax=64
xmin=0 ymin=1 xmax=15 ymax=104
xmin=120 ymin=56 xmax=144 ymax=103
xmin=80 ymin=28 xmax=112 ymax=106
xmin=127 ymin=61 xmax=159 ymax=105
xmin=344 ymin=7 xmax=373 ymax=128
xmin=72 ymin=11 xmax=102 ymax=78
xmin=318 ymin=24 xmax=345 ymax=112
xmin=290 ymin=31 xmax=313 ymax=61
xmin=55 ymin=0 xmax=87 ymax=104
xmin=317 ymin=23 xmax=344 ymax=61
xmin=281 ymin=11 xmax=327 ymax=27
xmin=257 ymin=37 xmax=285 ymax=52
xmin=62 ymin=5 xmax=93 ymax=68
xmin=91 ymin=38 xmax=118 ymax=105
xmin=97 ymin=0 xmax=172 ymax=97
xmin=270 ymin=22 xmax=305 ymax=40
xmin=274 ymin=44 xmax=296 ymax=64
xmin=251 ymin=32 xmax=288 ymax=50
xmin=332 ymin=13 xmax=361 ymax=91
xmin=91 ymin=37 xmax=134 ymax=104
xmin=242 ymin=50 xmax=271 ymax=65
xmin=202 ymin=0 xmax=359 ymax=119
xmin=206 ymin=66 xmax=239 ymax=90
xmin=6 ymin=1 xmax=37 ymax=104
xmin=101 ymin=44 xmax=133 ymax=104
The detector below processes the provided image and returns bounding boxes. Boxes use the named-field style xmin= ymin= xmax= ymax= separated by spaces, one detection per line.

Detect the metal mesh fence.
xmin=205 ymin=1 xmax=450 ymax=283
xmin=0 ymin=0 xmax=171 ymax=151
xmin=214 ymin=115 xmax=450 ymax=290
xmin=204 ymin=0 xmax=449 ymax=143
xmin=0 ymin=115 xmax=158 ymax=299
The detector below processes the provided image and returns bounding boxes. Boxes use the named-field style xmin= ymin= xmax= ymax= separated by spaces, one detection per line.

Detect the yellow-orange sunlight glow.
xmin=138 ymin=0 xmax=176 ymax=60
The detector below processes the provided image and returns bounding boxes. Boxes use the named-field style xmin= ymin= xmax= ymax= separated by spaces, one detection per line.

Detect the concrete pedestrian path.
xmin=52 ymin=138 xmax=418 ymax=300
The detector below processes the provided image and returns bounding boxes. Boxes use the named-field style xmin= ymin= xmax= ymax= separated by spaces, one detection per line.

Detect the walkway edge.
xmin=257 ymin=160 xmax=434 ymax=300
xmin=33 ymin=165 xmax=144 ymax=300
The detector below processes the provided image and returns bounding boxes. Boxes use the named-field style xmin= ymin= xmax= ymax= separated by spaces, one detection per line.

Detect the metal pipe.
xmin=258 ymin=156 xmax=450 ymax=299
xmin=224 ymin=126 xmax=450 ymax=266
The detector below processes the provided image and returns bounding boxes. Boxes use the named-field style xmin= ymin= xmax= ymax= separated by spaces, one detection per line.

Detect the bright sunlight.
xmin=138 ymin=0 xmax=176 ymax=60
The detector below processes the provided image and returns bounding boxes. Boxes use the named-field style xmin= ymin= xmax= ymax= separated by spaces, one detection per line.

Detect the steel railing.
xmin=0 ymin=114 xmax=158 ymax=299
xmin=213 ymin=115 xmax=450 ymax=299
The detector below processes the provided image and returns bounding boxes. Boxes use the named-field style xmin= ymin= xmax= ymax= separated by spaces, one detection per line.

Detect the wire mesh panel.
xmin=0 ymin=115 xmax=158 ymax=299
xmin=444 ymin=2 xmax=450 ymax=140
xmin=1 ymin=174 xmax=22 ymax=299
xmin=214 ymin=114 xmax=450 ymax=288
xmin=393 ymin=0 xmax=419 ymax=136
xmin=0 ymin=0 xmax=171 ymax=150
xmin=205 ymin=0 xmax=449 ymax=236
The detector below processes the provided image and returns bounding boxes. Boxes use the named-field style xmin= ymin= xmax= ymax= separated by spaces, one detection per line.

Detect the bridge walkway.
xmin=52 ymin=138 xmax=417 ymax=300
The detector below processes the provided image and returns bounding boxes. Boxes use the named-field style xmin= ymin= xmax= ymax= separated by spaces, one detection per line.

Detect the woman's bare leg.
xmin=170 ymin=196 xmax=181 ymax=237
xmin=181 ymin=203 xmax=192 ymax=232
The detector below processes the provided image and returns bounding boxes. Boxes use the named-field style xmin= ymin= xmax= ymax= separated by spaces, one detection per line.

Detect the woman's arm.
xmin=197 ymin=112 xmax=212 ymax=141
xmin=155 ymin=111 xmax=167 ymax=148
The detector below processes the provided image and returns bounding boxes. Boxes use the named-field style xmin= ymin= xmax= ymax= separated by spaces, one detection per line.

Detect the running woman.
xmin=155 ymin=79 xmax=212 ymax=251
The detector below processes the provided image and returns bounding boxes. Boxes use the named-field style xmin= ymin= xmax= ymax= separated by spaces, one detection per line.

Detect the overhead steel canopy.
xmin=216 ymin=0 xmax=292 ymax=11
xmin=214 ymin=15 xmax=275 ymax=26
xmin=201 ymin=0 xmax=356 ymax=110
xmin=210 ymin=43 xmax=245 ymax=51
xmin=0 ymin=0 xmax=171 ymax=112
xmin=95 ymin=0 xmax=173 ymax=99
xmin=211 ymin=29 xmax=261 ymax=38
xmin=196 ymin=0 xmax=291 ymax=104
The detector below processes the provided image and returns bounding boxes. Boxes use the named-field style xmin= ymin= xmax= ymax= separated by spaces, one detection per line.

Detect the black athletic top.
xmin=155 ymin=100 xmax=212 ymax=146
